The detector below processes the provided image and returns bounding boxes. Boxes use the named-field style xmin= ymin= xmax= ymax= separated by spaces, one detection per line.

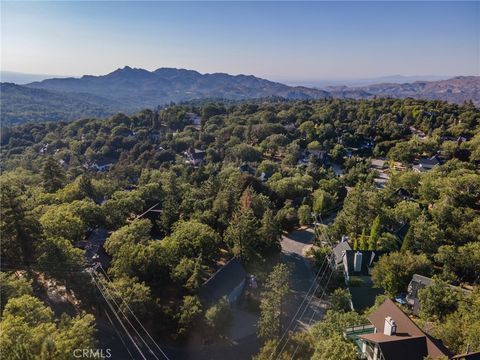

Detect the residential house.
xmin=199 ymin=257 xmax=247 ymax=307
xmin=184 ymin=148 xmax=206 ymax=166
xmin=409 ymin=126 xmax=427 ymax=139
xmin=394 ymin=188 xmax=413 ymax=201
xmin=75 ymin=228 xmax=110 ymax=268
xmin=344 ymin=299 xmax=452 ymax=360
xmin=59 ymin=159 xmax=68 ymax=169
xmin=298 ymin=149 xmax=328 ymax=167
xmin=239 ymin=163 xmax=256 ymax=175
xmin=373 ymin=173 xmax=389 ymax=189
xmin=331 ymin=237 xmax=352 ymax=269
xmin=391 ymin=161 xmax=407 ymax=172
xmin=90 ymin=157 xmax=116 ymax=172
xmin=342 ymin=250 xmax=385 ymax=281
xmin=406 ymin=274 xmax=471 ymax=315
xmin=39 ymin=143 xmax=49 ymax=154
xmin=259 ymin=172 xmax=270 ymax=182
xmin=370 ymin=159 xmax=386 ymax=171
xmin=340 ymin=249 xmax=386 ymax=310
xmin=284 ymin=122 xmax=296 ymax=131
xmin=370 ymin=159 xmax=389 ymax=189
xmin=185 ymin=112 xmax=202 ymax=128
xmin=360 ymin=139 xmax=374 ymax=150
xmin=413 ymin=155 xmax=442 ymax=172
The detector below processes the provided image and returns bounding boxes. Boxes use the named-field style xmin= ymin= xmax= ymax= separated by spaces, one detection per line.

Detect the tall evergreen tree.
xmin=257 ymin=208 xmax=282 ymax=253
xmin=78 ymin=174 xmax=95 ymax=199
xmin=224 ymin=206 xmax=259 ymax=262
xmin=41 ymin=157 xmax=65 ymax=193
xmin=368 ymin=216 xmax=381 ymax=250
xmin=401 ymin=226 xmax=413 ymax=253
xmin=258 ymin=264 xmax=291 ymax=341
xmin=0 ymin=182 xmax=40 ymax=264
xmin=359 ymin=228 xmax=367 ymax=250
xmin=160 ymin=172 xmax=181 ymax=234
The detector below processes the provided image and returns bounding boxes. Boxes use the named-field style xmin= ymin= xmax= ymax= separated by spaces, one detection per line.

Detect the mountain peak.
xmin=153 ymin=67 xmax=202 ymax=79
xmin=104 ymin=66 xmax=153 ymax=80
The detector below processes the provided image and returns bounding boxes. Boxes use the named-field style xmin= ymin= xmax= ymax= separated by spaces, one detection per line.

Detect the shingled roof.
xmin=199 ymin=257 xmax=246 ymax=306
xmin=360 ymin=299 xmax=451 ymax=359
xmin=359 ymin=333 xmax=428 ymax=360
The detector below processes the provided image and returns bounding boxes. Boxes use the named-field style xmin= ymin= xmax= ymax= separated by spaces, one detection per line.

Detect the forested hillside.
xmin=2 ymin=69 xmax=478 ymax=126
xmin=0 ymin=83 xmax=119 ymax=125
xmin=1 ymin=98 xmax=479 ymax=359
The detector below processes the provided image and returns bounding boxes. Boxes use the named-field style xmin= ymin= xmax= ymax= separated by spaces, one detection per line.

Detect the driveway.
xmin=280 ymin=227 xmax=326 ymax=333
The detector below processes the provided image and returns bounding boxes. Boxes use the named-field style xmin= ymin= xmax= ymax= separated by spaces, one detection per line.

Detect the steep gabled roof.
xmin=344 ymin=250 xmax=386 ymax=276
xmin=367 ymin=299 xmax=451 ymax=358
xmin=332 ymin=241 xmax=352 ymax=264
xmin=359 ymin=333 xmax=428 ymax=360
xmin=199 ymin=257 xmax=246 ymax=306
xmin=411 ymin=274 xmax=434 ymax=287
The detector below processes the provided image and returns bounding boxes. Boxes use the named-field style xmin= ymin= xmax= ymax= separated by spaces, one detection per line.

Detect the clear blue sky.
xmin=1 ymin=1 xmax=479 ymax=81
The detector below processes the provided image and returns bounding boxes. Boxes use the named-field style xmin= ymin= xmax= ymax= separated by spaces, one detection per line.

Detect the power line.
xmin=91 ymin=270 xmax=160 ymax=360
xmin=270 ymin=253 xmax=329 ymax=360
xmin=275 ymin=261 xmax=331 ymax=360
xmin=0 ymin=265 xmax=86 ymax=274
xmin=89 ymin=271 xmax=148 ymax=360
xmin=97 ymin=265 xmax=171 ymax=360
xmin=104 ymin=306 xmax=136 ymax=360
xmin=289 ymin=268 xmax=335 ymax=360
xmin=276 ymin=215 xmax=337 ymax=360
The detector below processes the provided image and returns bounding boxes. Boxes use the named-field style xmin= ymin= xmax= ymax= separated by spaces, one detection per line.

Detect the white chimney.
xmin=384 ymin=317 xmax=397 ymax=336
xmin=354 ymin=251 xmax=363 ymax=272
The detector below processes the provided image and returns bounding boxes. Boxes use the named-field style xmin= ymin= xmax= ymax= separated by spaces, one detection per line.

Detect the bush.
xmin=309 ymin=246 xmax=331 ymax=269
xmin=347 ymin=276 xmax=364 ymax=287
xmin=330 ymin=288 xmax=352 ymax=312
xmin=276 ymin=202 xmax=299 ymax=231
xmin=204 ymin=297 xmax=232 ymax=335
xmin=298 ymin=204 xmax=312 ymax=226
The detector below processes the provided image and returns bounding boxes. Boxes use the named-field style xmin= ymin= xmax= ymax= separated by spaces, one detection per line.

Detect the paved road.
xmin=280 ymin=227 xmax=325 ymax=333
xmin=97 ymin=227 xmax=325 ymax=360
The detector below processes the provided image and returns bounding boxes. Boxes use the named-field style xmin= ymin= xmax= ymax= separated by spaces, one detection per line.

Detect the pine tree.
xmin=258 ymin=264 xmax=291 ymax=341
xmin=159 ymin=172 xmax=181 ymax=234
xmin=42 ymin=157 xmax=65 ymax=193
xmin=224 ymin=207 xmax=259 ymax=262
xmin=359 ymin=228 xmax=367 ymax=250
xmin=257 ymin=208 xmax=282 ymax=253
xmin=186 ymin=254 xmax=203 ymax=290
xmin=401 ymin=227 xmax=413 ymax=253
xmin=78 ymin=174 xmax=95 ymax=199
xmin=368 ymin=216 xmax=381 ymax=250
xmin=1 ymin=182 xmax=39 ymax=264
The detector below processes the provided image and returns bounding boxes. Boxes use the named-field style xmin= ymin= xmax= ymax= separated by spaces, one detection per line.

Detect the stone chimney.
xmin=384 ymin=316 xmax=397 ymax=336
xmin=354 ymin=251 xmax=363 ymax=272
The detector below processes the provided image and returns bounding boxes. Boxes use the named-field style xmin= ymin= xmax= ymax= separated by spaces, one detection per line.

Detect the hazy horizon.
xmin=0 ymin=68 xmax=469 ymax=88
xmin=1 ymin=1 xmax=479 ymax=82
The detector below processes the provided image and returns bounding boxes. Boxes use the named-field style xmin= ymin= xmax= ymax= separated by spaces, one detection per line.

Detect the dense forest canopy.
xmin=1 ymin=97 xmax=479 ymax=359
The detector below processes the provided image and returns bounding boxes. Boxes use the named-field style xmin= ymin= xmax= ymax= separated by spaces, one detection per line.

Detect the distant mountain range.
xmin=285 ymin=75 xmax=453 ymax=88
xmin=27 ymin=66 xmax=330 ymax=108
xmin=328 ymin=76 xmax=480 ymax=105
xmin=1 ymin=67 xmax=478 ymax=125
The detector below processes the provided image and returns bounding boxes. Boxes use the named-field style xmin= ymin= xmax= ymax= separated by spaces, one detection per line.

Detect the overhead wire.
xmin=276 ymin=212 xmax=337 ymax=360
xmin=91 ymin=270 xmax=160 ymax=360
xmin=104 ymin=306 xmax=136 ymax=360
xmin=97 ymin=264 xmax=171 ymax=360
xmin=90 ymin=271 xmax=148 ymax=360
